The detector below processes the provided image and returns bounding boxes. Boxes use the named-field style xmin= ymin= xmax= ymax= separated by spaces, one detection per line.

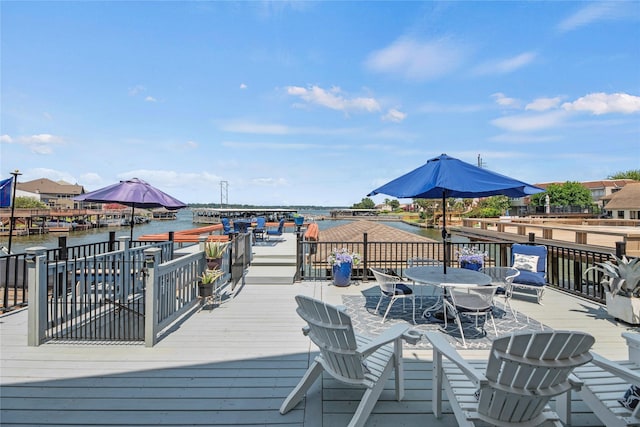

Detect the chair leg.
xmin=381 ymin=296 xmax=396 ymax=323
xmin=348 ymin=360 xmax=395 ymax=427
xmin=375 ymin=295 xmax=384 ymax=313
xmin=280 ymin=360 xmax=324 ymax=414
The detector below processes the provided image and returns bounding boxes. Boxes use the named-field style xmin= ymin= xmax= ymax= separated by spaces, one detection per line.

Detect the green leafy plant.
xmin=584 ymin=255 xmax=640 ymax=298
xmin=204 ymin=241 xmax=229 ymax=259
xmin=200 ymin=269 xmax=223 ymax=285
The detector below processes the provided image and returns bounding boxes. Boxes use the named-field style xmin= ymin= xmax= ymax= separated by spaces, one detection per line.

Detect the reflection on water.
xmin=5 ymin=209 xmax=465 ymax=254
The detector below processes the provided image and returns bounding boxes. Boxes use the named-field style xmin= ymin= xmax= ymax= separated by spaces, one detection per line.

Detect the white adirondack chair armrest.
xmin=568 ymin=373 xmax=584 ymax=391
xmin=424 ymin=331 xmax=488 ymax=387
xmin=591 ymin=352 xmax=640 ymax=387
xmin=358 ymin=324 xmax=410 ymax=357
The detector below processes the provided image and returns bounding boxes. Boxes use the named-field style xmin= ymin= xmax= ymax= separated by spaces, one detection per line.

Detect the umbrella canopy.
xmin=74 ymin=178 xmax=187 ymax=239
xmin=368 ymin=153 xmax=544 ymax=272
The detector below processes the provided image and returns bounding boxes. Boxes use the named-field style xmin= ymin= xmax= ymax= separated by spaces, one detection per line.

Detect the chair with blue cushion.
xmin=253 ymin=216 xmax=266 ymax=241
xmin=266 ymin=218 xmax=285 ymax=240
xmin=221 ymin=217 xmax=232 ymax=235
xmin=510 ymin=243 xmax=547 ymax=304
xmin=371 ymin=267 xmax=416 ymax=324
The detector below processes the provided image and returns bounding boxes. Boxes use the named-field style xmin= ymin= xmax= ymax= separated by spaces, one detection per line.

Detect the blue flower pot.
xmin=294 ymin=216 xmax=304 ymax=226
xmin=460 ymin=261 xmax=482 ymax=271
xmin=332 ymin=262 xmax=352 ymax=287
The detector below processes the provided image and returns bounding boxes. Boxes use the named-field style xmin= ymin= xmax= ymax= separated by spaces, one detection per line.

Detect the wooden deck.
xmin=2 ymin=239 xmax=640 ymax=425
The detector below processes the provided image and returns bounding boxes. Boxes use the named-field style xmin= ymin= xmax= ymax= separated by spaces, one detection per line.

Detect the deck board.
xmin=1 ymin=271 xmax=638 ymax=426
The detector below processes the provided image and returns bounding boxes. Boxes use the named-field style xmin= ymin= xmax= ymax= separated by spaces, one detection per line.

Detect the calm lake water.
xmin=5 ymin=208 xmax=456 ymax=254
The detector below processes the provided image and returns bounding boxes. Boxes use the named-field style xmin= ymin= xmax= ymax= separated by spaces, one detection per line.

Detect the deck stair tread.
xmin=250 ymin=256 xmax=296 ymax=267
xmin=246 ymin=234 xmax=297 ymax=285
xmin=244 ymin=265 xmax=296 ymax=285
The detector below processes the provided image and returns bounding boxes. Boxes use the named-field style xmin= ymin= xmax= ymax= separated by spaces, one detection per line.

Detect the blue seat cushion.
xmin=383 ymin=283 xmax=413 ymax=296
xmin=513 ymin=270 xmax=546 ymax=287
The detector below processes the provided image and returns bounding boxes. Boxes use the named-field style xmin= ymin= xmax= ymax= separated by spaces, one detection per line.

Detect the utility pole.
xmin=7 ymin=169 xmax=22 ymax=254
xmin=477 ymin=154 xmax=486 ymax=168
xmin=220 ymin=181 xmax=228 ymax=208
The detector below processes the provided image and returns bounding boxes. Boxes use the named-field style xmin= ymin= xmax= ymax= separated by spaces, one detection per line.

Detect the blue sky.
xmin=1 ymin=1 xmax=639 ymax=206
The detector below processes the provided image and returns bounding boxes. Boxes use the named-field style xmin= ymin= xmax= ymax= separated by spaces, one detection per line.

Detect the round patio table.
xmin=404 ymin=266 xmax=492 ymax=319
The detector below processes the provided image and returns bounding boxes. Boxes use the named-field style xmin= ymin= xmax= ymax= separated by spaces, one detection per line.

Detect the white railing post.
xmin=144 ymin=247 xmax=161 ymax=347
xmin=27 ymin=247 xmax=48 ymax=346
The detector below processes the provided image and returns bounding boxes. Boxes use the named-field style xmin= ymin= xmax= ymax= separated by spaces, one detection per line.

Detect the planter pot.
xmin=332 ymin=262 xmax=352 ymax=287
xmin=206 ymin=257 xmax=222 ymax=270
xmin=460 ymin=261 xmax=482 ymax=271
xmin=294 ymin=216 xmax=304 ymax=226
xmin=606 ymin=292 xmax=640 ymax=325
xmin=198 ymin=283 xmax=214 ymax=298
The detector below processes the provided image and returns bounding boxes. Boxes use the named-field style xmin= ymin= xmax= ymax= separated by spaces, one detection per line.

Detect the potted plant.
xmin=328 ymin=248 xmax=361 ymax=287
xmin=585 ymin=255 xmax=640 ymax=324
xmin=456 ymin=246 xmax=487 ymax=271
xmin=204 ymin=241 xmax=229 ymax=270
xmin=198 ymin=268 xmax=224 ymax=298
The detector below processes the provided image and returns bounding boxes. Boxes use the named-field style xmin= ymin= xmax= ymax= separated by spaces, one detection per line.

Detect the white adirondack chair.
xmin=559 ymin=332 xmax=640 ymax=427
xmin=425 ymin=330 xmax=595 ymax=427
xmin=280 ymin=295 xmax=419 ymax=427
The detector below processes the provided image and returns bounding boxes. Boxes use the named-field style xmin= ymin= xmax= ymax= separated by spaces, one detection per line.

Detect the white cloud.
xmin=12 ymin=134 xmax=64 ymax=154
xmin=491 ymin=93 xmax=520 ymax=108
xmin=286 ymin=85 xmax=380 ymax=113
xmin=219 ymin=120 xmax=361 ymax=136
xmin=185 ymin=140 xmax=198 ymax=149
xmin=250 ymin=177 xmax=288 ymax=186
xmin=526 ymin=97 xmax=563 ymax=112
xmin=115 ymin=170 xmax=221 ymax=194
xmin=145 ymin=96 xmax=157 ymax=102
xmin=128 ymin=85 xmax=146 ymax=96
xmin=79 ymin=173 xmax=102 ymax=185
xmin=28 ymin=168 xmax=77 ymax=183
xmin=489 ymin=134 xmax=561 ymax=143
xmin=221 ymin=121 xmax=292 ymax=135
xmin=473 ymin=52 xmax=537 ymax=75
xmin=240 ymin=83 xmax=248 ymax=89
xmin=562 ymin=92 xmax=640 ymax=115
xmin=382 ymin=108 xmax=407 ymax=123
xmin=418 ymin=103 xmax=486 ymax=114
xmin=491 ymin=110 xmax=568 ymax=132
xmin=0 ymin=135 xmax=13 ymax=143
xmin=557 ymin=2 xmax=625 ymax=32
xmin=222 ymin=140 xmax=319 ymax=150
xmin=365 ymin=37 xmax=465 ymax=81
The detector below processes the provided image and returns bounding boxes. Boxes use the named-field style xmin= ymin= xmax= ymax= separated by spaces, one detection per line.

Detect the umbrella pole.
xmin=130 ymin=205 xmax=135 ymax=243
xmin=441 ymin=191 xmax=447 ymax=274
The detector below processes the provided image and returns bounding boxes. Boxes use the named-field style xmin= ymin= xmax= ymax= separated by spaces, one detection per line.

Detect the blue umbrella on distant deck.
xmin=368 ymin=154 xmax=544 ymax=272
xmin=74 ymin=178 xmax=187 ymax=240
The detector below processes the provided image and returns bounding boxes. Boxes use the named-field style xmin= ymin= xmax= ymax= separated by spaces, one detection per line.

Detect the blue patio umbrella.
xmin=368 ymin=154 xmax=544 ymax=272
xmin=74 ymin=178 xmax=187 ymax=240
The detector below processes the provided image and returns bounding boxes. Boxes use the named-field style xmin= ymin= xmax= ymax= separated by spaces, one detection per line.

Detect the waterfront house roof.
xmin=320 ymin=220 xmax=436 ymax=243
xmin=535 ymin=179 xmax=636 ymax=190
xmin=17 ymin=178 xmax=85 ymax=196
xmin=604 ymin=183 xmax=640 ymax=210
xmin=312 ymin=220 xmax=441 ymax=268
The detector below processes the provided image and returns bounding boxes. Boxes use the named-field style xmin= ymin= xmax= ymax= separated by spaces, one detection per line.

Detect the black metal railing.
xmin=1 ymin=232 xmax=177 ymax=313
xmin=297 ymin=233 xmax=617 ymax=304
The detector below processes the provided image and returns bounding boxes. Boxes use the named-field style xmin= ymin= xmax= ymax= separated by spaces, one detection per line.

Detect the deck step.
xmin=244 ymin=265 xmax=296 ymax=285
xmin=250 ymin=256 xmax=296 ymax=267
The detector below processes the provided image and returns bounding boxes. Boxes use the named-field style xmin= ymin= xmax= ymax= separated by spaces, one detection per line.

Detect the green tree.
xmin=14 ymin=196 xmax=48 ymax=209
xmin=388 ymin=199 xmax=400 ymax=210
xmin=465 ymin=195 xmax=511 ymax=218
xmin=608 ymin=170 xmax=640 ymax=181
xmin=530 ymin=182 xmax=592 ymax=207
xmin=351 ymin=197 xmax=375 ymax=209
